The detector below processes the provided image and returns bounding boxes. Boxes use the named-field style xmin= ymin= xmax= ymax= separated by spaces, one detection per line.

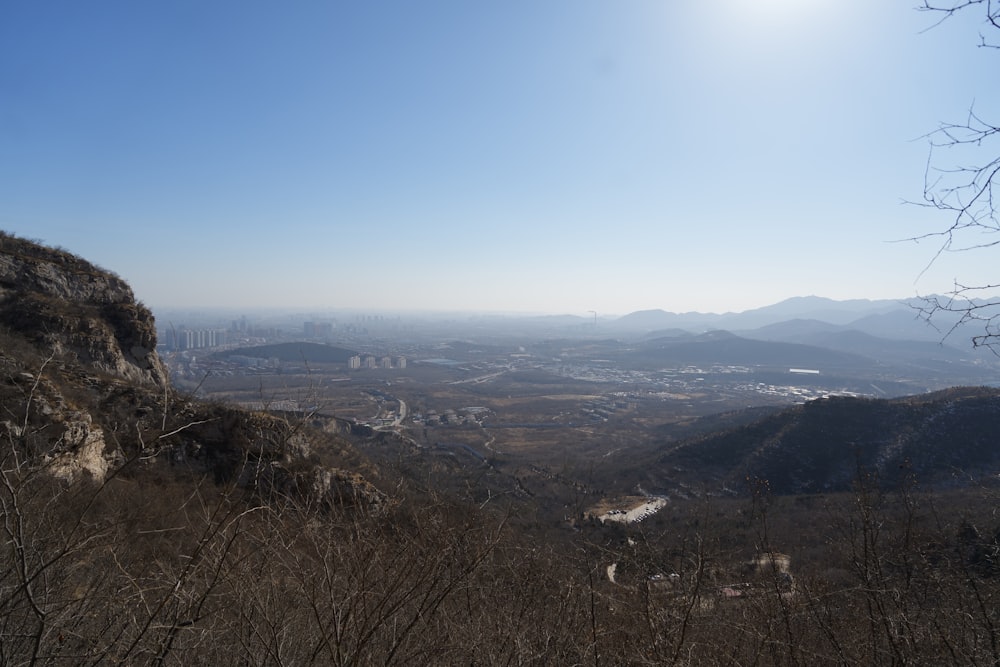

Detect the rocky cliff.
xmin=0 ymin=232 xmax=384 ymax=509
xmin=0 ymin=233 xmax=166 ymax=386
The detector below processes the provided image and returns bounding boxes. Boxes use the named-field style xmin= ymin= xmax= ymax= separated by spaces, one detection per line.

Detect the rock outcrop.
xmin=0 ymin=233 xmax=165 ymax=386
xmin=0 ymin=232 xmax=385 ymax=510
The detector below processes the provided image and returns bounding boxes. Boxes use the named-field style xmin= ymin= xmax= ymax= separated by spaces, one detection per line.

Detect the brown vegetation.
xmin=4 ymin=431 xmax=1000 ymax=664
xmin=4 ymin=232 xmax=1000 ymax=664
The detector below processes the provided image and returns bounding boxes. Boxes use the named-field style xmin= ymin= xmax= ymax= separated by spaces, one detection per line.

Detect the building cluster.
xmin=347 ymin=355 xmax=407 ymax=370
xmin=160 ymin=315 xmax=289 ymax=352
xmin=163 ymin=328 xmax=228 ymax=351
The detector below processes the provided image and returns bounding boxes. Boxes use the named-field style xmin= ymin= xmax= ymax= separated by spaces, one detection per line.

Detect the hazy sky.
xmin=2 ymin=1 xmax=998 ymax=316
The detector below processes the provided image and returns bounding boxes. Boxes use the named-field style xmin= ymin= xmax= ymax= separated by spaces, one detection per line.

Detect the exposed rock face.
xmin=0 ymin=232 xmax=384 ymax=509
xmin=46 ymin=416 xmax=110 ymax=482
xmin=0 ymin=233 xmax=166 ymax=386
xmin=261 ymin=463 xmax=388 ymax=512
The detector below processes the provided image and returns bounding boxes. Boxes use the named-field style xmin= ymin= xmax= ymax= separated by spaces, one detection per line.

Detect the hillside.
xmin=629 ymin=330 xmax=870 ymax=368
xmin=632 ymin=386 xmax=1000 ymax=495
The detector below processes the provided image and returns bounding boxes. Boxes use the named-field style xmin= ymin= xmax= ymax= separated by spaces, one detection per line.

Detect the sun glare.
xmin=727 ymin=0 xmax=839 ymax=30
xmin=685 ymin=0 xmax=854 ymax=59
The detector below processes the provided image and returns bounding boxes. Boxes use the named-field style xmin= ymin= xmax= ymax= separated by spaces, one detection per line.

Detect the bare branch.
xmin=918 ymin=0 xmax=1000 ymax=46
xmin=911 ymin=281 xmax=1000 ymax=352
xmin=157 ymin=418 xmax=220 ymax=441
xmin=906 ymin=2 xmax=1000 ymax=346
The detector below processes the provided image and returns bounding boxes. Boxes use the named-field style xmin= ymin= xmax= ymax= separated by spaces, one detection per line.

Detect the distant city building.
xmin=348 ymin=355 xmax=361 ymax=370
xmin=363 ymin=355 xmax=377 ymax=369
xmin=168 ymin=327 xmax=227 ymax=351
xmin=380 ymin=356 xmax=392 ymax=369
xmin=303 ymin=321 xmax=335 ymax=338
xmin=397 ymin=356 xmax=406 ymax=369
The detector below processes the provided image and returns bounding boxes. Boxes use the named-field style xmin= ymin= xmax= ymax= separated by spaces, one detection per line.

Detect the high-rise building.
xmin=169 ymin=327 xmax=227 ymax=350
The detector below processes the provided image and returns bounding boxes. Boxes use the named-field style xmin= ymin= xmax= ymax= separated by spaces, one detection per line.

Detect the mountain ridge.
xmin=611 ymin=294 xmax=997 ymax=346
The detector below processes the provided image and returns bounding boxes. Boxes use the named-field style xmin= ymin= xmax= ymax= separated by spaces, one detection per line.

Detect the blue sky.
xmin=2 ymin=1 xmax=998 ymax=315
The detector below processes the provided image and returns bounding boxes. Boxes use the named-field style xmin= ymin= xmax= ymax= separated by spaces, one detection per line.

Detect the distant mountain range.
xmin=614 ymin=295 xmax=898 ymax=330
xmin=611 ymin=295 xmax=997 ymax=349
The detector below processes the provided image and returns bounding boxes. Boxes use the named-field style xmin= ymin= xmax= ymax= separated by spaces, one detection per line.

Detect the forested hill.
xmin=633 ymin=386 xmax=1000 ymax=495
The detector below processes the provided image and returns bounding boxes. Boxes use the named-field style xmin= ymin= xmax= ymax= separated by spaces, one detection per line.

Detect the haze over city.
xmin=2 ymin=1 xmax=998 ymax=315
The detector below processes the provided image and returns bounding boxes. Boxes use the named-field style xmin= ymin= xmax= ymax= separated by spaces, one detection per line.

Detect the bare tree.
xmin=912 ymin=1 xmax=1000 ymax=349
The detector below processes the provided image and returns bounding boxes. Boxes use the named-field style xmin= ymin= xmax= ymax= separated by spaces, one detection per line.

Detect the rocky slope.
xmin=0 ymin=232 xmax=384 ymax=509
xmin=0 ymin=234 xmax=165 ymax=386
